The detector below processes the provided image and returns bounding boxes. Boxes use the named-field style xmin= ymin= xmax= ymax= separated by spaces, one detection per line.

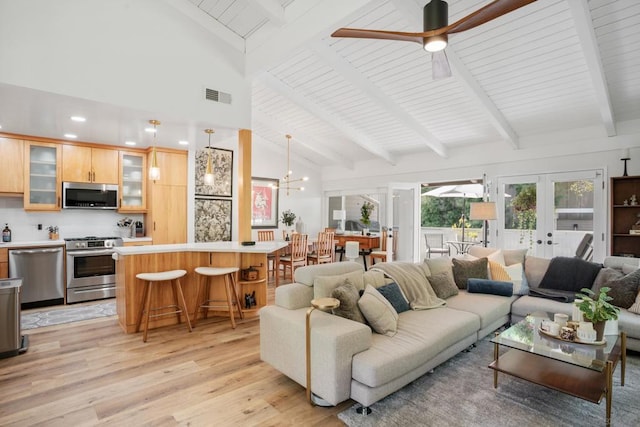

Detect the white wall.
xmin=0 ymin=0 xmax=250 ymax=130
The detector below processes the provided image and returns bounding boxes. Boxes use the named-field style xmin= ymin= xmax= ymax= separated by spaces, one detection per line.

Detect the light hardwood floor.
xmin=0 ymin=278 xmax=353 ymax=426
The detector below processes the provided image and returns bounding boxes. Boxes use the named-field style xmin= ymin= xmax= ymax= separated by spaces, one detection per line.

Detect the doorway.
xmin=495 ymin=170 xmax=605 ymax=260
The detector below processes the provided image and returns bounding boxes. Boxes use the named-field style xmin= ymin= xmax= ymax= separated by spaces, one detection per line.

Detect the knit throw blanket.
xmin=372 ymin=262 xmax=446 ymax=310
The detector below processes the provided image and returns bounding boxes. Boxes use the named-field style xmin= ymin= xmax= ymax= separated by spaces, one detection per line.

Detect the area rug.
xmin=21 ymin=301 xmax=116 ymax=330
xmin=338 ymin=338 xmax=640 ymax=427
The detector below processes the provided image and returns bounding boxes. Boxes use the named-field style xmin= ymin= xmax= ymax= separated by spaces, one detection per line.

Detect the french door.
xmin=387 ymin=183 xmax=421 ymax=262
xmin=495 ymin=170 xmax=605 ymax=260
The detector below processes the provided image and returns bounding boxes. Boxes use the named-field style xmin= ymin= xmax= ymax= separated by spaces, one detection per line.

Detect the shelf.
xmin=238 ymin=278 xmax=266 ymax=285
xmin=613 ymin=234 xmax=640 ymax=237
xmin=613 ymin=205 xmax=640 ymax=208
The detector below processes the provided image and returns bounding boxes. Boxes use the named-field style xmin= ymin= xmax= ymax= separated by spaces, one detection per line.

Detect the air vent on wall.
xmin=205 ymin=88 xmax=232 ymax=104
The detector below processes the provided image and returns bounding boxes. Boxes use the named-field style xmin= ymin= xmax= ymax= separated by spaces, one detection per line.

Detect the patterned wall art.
xmin=251 ymin=177 xmax=279 ymax=229
xmin=194 ymin=198 xmax=232 ymax=242
xmin=195 ymin=147 xmax=233 ymax=197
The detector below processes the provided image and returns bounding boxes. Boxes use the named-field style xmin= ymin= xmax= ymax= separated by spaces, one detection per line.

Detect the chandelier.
xmin=148 ymin=119 xmax=161 ymax=180
xmin=203 ymin=129 xmax=215 ymax=186
xmin=275 ymin=134 xmax=308 ymax=196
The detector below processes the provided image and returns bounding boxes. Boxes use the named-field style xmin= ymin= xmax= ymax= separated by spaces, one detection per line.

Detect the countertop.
xmin=112 ymin=241 xmax=288 ymax=256
xmin=0 ymin=240 xmax=65 ymax=249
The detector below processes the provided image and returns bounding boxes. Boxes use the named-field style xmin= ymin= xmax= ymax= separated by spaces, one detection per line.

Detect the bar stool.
xmin=193 ymin=267 xmax=244 ymax=329
xmin=135 ymin=269 xmax=192 ymax=343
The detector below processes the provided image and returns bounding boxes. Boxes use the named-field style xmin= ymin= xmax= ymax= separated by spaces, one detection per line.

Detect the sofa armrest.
xmin=260 ymin=305 xmax=371 ymax=405
xmin=275 ymin=283 xmax=314 ymax=309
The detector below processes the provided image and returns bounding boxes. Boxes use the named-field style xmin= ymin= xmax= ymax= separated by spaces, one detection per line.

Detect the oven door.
xmin=66 ymin=249 xmax=116 ymax=289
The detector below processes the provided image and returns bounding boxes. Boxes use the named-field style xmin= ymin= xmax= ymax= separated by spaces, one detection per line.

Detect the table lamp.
xmin=333 ymin=210 xmax=346 ymax=234
xmin=469 ymin=202 xmax=497 ymax=247
xmin=306 ymin=297 xmax=340 ymax=405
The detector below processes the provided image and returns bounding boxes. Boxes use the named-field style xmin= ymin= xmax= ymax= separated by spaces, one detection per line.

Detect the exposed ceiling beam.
xmin=248 ymin=0 xmax=286 ymax=27
xmin=252 ymin=109 xmax=353 ymax=169
xmin=310 ymin=41 xmax=448 ymax=158
xmin=258 ymin=72 xmax=396 ymax=164
xmin=245 ymin=0 xmax=379 ymax=76
xmin=390 ymin=0 xmax=519 ymax=149
xmin=162 ymin=0 xmax=245 ymax=53
xmin=567 ymin=0 xmax=616 ymax=137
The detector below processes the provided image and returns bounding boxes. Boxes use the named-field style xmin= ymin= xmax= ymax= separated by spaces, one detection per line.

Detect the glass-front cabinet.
xmin=24 ymin=141 xmax=61 ymax=211
xmin=119 ymin=151 xmax=146 ymax=212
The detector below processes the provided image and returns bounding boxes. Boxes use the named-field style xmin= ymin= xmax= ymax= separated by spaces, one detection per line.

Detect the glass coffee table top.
xmin=492 ymin=312 xmax=620 ymax=372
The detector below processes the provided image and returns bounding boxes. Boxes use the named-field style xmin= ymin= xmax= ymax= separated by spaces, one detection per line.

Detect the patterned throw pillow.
xmin=489 ymin=261 xmax=528 ymax=295
xmin=331 ymin=280 xmax=367 ymax=324
xmin=452 ymin=257 xmax=488 ymax=289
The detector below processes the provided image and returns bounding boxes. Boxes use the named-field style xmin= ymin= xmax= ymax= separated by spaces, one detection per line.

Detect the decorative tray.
xmin=538 ymin=327 xmax=606 ymax=346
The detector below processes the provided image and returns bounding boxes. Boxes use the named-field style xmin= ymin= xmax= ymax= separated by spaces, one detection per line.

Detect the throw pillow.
xmin=592 ymin=267 xmax=624 ymax=291
xmin=489 ymin=260 xmax=510 ymax=281
xmin=313 ymin=270 xmax=364 ymax=299
xmin=331 ymin=281 xmax=367 ymax=324
xmin=376 ymin=282 xmax=411 ymax=313
xmin=489 ymin=262 xmax=528 ymax=295
xmin=467 ymin=278 xmax=513 ymax=297
xmin=538 ymin=257 xmax=602 ymax=293
xmin=452 ymin=257 xmax=489 ymax=289
xmin=524 ymin=256 xmax=551 ymax=288
xmin=629 ymin=290 xmax=640 ymax=315
xmin=424 ymin=256 xmax=452 ymax=276
xmin=427 ymin=271 xmax=459 ymax=299
xmin=358 ymin=285 xmax=398 ymax=337
xmin=595 ymin=269 xmax=640 ymax=309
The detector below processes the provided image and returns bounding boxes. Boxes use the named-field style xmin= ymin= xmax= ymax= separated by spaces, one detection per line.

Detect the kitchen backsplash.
xmin=0 ymin=197 xmax=143 ymax=241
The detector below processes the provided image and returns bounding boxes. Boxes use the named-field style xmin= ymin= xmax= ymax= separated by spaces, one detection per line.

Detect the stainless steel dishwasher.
xmin=9 ymin=247 xmax=65 ymax=308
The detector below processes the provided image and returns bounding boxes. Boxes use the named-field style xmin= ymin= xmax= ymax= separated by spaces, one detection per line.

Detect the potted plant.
xmin=360 ymin=201 xmax=374 ymax=234
xmin=280 ymin=210 xmax=296 ymax=240
xmin=574 ymin=287 xmax=620 ymax=341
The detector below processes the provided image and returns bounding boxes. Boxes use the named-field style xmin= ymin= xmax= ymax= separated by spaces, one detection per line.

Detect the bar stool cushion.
xmin=137 ymin=269 xmax=187 ymax=282
xmin=195 ymin=267 xmax=239 ymax=277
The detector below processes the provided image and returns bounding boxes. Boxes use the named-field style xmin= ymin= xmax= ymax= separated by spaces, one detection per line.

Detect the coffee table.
xmin=489 ymin=313 xmax=626 ymax=427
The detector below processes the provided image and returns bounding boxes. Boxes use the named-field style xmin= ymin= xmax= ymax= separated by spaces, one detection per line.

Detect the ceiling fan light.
xmin=424 ymin=34 xmax=447 ymax=52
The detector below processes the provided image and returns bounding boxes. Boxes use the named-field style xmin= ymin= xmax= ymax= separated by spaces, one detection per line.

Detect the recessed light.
xmin=64 ymin=133 xmax=77 ymax=139
xmin=144 ymin=127 xmax=156 ymax=133
xmin=70 ymin=116 xmax=86 ymax=122
xmin=178 ymin=140 xmax=189 ymax=146
xmin=125 ymin=141 xmax=137 ymax=146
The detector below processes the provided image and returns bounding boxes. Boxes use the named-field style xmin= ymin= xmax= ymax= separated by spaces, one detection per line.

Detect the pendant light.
xmin=204 ymin=129 xmax=215 ymax=186
xmin=278 ymin=134 xmax=308 ymax=196
xmin=148 ymin=119 xmax=161 ymax=180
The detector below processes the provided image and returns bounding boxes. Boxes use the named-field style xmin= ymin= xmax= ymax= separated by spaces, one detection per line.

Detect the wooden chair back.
xmin=289 ymin=233 xmax=308 ymax=261
xmin=315 ymin=231 xmax=335 ymax=262
xmin=258 ymin=230 xmax=274 ymax=241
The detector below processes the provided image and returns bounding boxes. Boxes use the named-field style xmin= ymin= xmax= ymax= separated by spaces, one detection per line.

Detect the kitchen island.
xmin=112 ymin=241 xmax=287 ymax=334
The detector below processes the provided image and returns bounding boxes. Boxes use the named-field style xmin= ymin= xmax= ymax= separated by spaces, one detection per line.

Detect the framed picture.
xmin=195 ymin=147 xmax=233 ymax=197
xmin=194 ymin=197 xmax=232 ymax=242
xmin=251 ymin=177 xmax=279 ymax=229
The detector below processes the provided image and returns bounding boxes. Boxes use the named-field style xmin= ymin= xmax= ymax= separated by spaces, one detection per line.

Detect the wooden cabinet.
xmin=0 ymin=248 xmax=8 ymax=278
xmin=123 ymin=240 xmax=152 ymax=247
xmin=119 ymin=151 xmax=146 ymax=212
xmin=0 ymin=138 xmax=24 ymax=194
xmin=238 ymin=253 xmax=267 ymax=316
xmin=24 ymin=141 xmax=61 ymax=211
xmin=146 ymin=150 xmax=188 ymax=244
xmin=610 ymin=176 xmax=640 ymax=257
xmin=62 ymin=145 xmax=118 ymax=184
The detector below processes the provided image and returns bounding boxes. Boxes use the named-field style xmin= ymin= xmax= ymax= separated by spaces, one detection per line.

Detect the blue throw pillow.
xmin=467 ymin=278 xmax=513 ymax=297
xmin=376 ymin=282 xmax=411 ymax=313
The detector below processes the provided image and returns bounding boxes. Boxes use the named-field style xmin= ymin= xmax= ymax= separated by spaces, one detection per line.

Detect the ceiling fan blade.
xmin=432 ymin=50 xmax=452 ymax=80
xmin=445 ymin=0 xmax=537 ymax=34
xmin=331 ymin=28 xmax=426 ymax=44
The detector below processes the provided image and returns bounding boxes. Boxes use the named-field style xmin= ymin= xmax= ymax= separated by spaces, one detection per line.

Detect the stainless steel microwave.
xmin=62 ymin=182 xmax=119 ymax=209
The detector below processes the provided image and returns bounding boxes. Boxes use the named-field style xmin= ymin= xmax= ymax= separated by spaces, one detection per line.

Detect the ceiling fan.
xmin=331 ymin=0 xmax=537 ymax=79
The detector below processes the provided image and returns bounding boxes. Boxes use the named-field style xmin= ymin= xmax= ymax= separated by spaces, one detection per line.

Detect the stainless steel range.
xmin=65 ymin=236 xmax=123 ymax=303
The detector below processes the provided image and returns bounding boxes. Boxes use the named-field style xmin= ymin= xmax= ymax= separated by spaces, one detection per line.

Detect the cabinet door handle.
xmin=92 ymin=171 xmax=96 ymax=182
xmin=57 ymin=196 xmax=61 ymax=208
xmin=88 ymin=171 xmax=92 ymax=181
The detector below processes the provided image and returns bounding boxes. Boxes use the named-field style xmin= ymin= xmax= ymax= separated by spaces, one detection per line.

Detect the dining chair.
xmin=257 ymin=230 xmax=276 ymax=277
xmin=279 ymin=233 xmax=308 ymax=280
xmin=369 ymin=230 xmax=388 ymax=265
xmin=424 ymin=233 xmax=450 ymax=258
xmin=307 ymin=231 xmax=335 ymax=265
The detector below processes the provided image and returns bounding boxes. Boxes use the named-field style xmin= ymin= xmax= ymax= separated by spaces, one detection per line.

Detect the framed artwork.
xmin=195 ymin=147 xmax=233 ymax=197
xmin=194 ymin=197 xmax=232 ymax=242
xmin=251 ymin=177 xmax=279 ymax=229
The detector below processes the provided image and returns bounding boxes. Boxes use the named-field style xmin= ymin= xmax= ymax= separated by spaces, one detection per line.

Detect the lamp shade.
xmin=333 ymin=210 xmax=346 ymax=221
xmin=469 ymin=202 xmax=497 ymax=221
xmin=345 ymin=241 xmax=359 ymax=259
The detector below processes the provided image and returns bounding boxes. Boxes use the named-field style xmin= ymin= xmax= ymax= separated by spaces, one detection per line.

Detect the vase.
xmin=593 ymin=320 xmax=606 ymax=342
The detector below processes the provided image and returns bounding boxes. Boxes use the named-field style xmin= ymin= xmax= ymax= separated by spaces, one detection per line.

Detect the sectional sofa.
xmin=259 ymin=251 xmax=640 ymax=410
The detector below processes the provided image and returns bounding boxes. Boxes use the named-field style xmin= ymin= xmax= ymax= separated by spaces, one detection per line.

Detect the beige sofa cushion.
xmin=295 ymin=261 xmax=363 ymax=286
xmin=313 ymin=270 xmax=365 ymax=299
xmin=468 ymin=247 xmax=528 ymax=266
xmin=524 ymin=256 xmax=551 ymax=288
xmin=446 ymin=290 xmax=517 ymax=330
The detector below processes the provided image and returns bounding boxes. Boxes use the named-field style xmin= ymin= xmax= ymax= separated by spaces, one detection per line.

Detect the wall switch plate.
xmin=37 ymin=224 xmax=42 ymax=230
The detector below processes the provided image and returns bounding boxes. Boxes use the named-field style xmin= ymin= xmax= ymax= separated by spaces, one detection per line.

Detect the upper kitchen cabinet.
xmin=62 ymin=145 xmax=118 ymax=184
xmin=0 ymin=137 xmax=24 ymax=194
xmin=119 ymin=151 xmax=147 ymax=212
xmin=24 ymin=141 xmax=61 ymax=211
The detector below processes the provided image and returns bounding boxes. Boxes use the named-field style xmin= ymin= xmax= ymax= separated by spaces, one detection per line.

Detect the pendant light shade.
xmin=204 ymin=129 xmax=215 ymax=186
xmin=148 ymin=119 xmax=161 ymax=180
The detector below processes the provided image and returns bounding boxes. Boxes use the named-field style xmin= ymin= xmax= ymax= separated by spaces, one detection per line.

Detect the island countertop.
xmin=113 ymin=240 xmax=288 ymax=256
